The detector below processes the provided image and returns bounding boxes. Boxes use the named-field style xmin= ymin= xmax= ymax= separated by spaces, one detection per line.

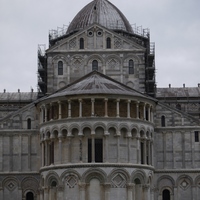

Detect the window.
xmin=141 ymin=142 xmax=144 ymax=164
xmin=162 ymin=189 xmax=170 ymax=200
xmin=92 ymin=60 xmax=98 ymax=71
xmin=58 ymin=61 xmax=63 ymax=75
xmin=129 ymin=59 xmax=134 ymax=74
xmin=51 ymin=181 xmax=57 ymax=187
xmin=88 ymin=138 xmax=103 ymax=163
xmin=26 ymin=192 xmax=34 ymax=200
xmin=146 ymin=110 xmax=149 ymax=121
xmin=106 ymin=37 xmax=111 ymax=48
xmin=161 ymin=116 xmax=165 ymax=127
xmin=27 ymin=118 xmax=31 ymax=129
xmin=49 ymin=142 xmax=54 ymax=165
xmin=80 ymin=38 xmax=84 ymax=49
xmin=195 ymin=131 xmax=199 ymax=142
xmin=176 ymin=104 xmax=181 ymax=110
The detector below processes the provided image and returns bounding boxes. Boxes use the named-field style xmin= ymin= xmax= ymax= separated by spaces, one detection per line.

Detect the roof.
xmin=45 ymin=71 xmax=153 ymax=101
xmin=156 ymin=87 xmax=200 ymax=98
xmin=0 ymin=92 xmax=38 ymax=102
xmin=67 ymin=0 xmax=133 ymax=34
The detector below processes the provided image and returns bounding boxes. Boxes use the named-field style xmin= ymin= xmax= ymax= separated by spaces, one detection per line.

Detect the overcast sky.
xmin=0 ymin=0 xmax=199 ymax=92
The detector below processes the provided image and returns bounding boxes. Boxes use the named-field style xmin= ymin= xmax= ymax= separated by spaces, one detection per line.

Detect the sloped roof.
xmin=0 ymin=92 xmax=38 ymax=102
xmin=46 ymin=71 xmax=152 ymax=100
xmin=156 ymin=87 xmax=200 ymax=98
xmin=67 ymin=0 xmax=133 ymax=34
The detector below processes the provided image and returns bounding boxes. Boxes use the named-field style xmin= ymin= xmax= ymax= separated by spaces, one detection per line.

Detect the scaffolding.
xmin=145 ymin=42 xmax=156 ymax=97
xmin=48 ymin=22 xmax=150 ymax=47
xmin=37 ymin=44 xmax=47 ymax=98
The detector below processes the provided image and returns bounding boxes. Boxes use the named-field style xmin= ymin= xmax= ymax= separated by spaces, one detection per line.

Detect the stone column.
xmin=127 ymin=100 xmax=131 ymax=118
xmin=148 ymin=140 xmax=151 ymax=165
xmin=192 ymin=185 xmax=195 ymax=200
xmin=143 ymin=103 xmax=146 ymax=120
xmin=0 ymin=188 xmax=3 ymax=200
xmin=104 ymin=98 xmax=108 ymax=117
xmin=50 ymin=103 xmax=53 ymax=120
xmin=79 ymin=183 xmax=86 ymax=200
xmin=58 ymin=101 xmax=62 ymax=119
xmin=40 ymin=106 xmax=44 ymax=123
xmin=91 ymin=98 xmax=95 ymax=116
xmin=143 ymin=185 xmax=150 ymax=200
xmin=45 ymin=141 xmax=48 ymax=166
xmin=151 ymin=107 xmax=154 ymax=123
xmin=39 ymin=189 xmax=44 ymax=200
xmin=68 ymin=136 xmax=72 ymax=163
xmin=136 ymin=102 xmax=139 ymax=119
xmin=104 ymin=183 xmax=111 ymax=200
xmin=127 ymin=184 xmax=134 ymax=200
xmin=144 ymin=140 xmax=147 ymax=165
xmin=79 ymin=99 xmax=82 ymax=117
xmin=136 ymin=134 xmax=140 ymax=164
xmin=44 ymin=188 xmax=49 ymax=200
xmin=79 ymin=135 xmax=83 ymax=162
xmin=128 ymin=133 xmax=132 ymax=163
xmin=45 ymin=105 xmax=47 ymax=122
xmin=174 ymin=187 xmax=178 ymax=200
xmin=67 ymin=64 xmax=70 ymax=84
xmin=148 ymin=106 xmax=151 ymax=122
xmin=57 ymin=186 xmax=64 ymax=200
xmin=68 ymin=100 xmax=71 ymax=118
xmin=132 ymin=184 xmax=136 ymax=200
xmin=58 ymin=138 xmax=63 ymax=164
xmin=116 ymin=99 xmax=120 ymax=118
xmin=41 ymin=142 xmax=44 ymax=167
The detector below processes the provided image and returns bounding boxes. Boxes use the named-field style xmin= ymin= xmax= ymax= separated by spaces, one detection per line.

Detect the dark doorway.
xmin=162 ymin=189 xmax=170 ymax=200
xmin=26 ymin=192 xmax=34 ymax=200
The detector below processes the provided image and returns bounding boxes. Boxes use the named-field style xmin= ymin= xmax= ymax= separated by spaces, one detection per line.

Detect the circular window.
xmin=97 ymin=31 xmax=102 ymax=36
xmin=88 ymin=31 xmax=93 ymax=37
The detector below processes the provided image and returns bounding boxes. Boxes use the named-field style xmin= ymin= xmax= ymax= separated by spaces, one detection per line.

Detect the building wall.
xmin=46 ymin=26 xmax=146 ymax=94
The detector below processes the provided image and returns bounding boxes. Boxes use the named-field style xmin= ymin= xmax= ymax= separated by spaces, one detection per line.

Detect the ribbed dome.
xmin=67 ymin=0 xmax=133 ymax=34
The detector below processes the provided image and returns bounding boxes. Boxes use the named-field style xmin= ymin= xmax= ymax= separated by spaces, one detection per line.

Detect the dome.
xmin=67 ymin=0 xmax=133 ymax=34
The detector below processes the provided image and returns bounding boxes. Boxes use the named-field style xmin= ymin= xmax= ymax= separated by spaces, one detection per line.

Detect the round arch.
xmin=82 ymin=168 xmax=107 ymax=184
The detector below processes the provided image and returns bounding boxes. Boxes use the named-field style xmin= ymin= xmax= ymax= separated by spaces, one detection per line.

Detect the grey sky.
xmin=0 ymin=0 xmax=199 ymax=92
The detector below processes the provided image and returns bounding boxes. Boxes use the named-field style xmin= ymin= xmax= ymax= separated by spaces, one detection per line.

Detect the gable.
xmin=44 ymin=71 xmax=154 ymax=101
xmin=155 ymin=102 xmax=200 ymax=127
xmin=47 ymin=24 xmax=145 ymax=53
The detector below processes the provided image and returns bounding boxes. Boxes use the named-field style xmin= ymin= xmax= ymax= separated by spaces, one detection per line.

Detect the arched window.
xmin=80 ymin=38 xmax=84 ymax=49
xmin=162 ymin=189 xmax=170 ymax=200
xmin=26 ymin=192 xmax=34 ymax=200
xmin=92 ymin=60 xmax=98 ymax=71
xmin=106 ymin=37 xmax=111 ymax=48
xmin=129 ymin=59 xmax=134 ymax=74
xmin=51 ymin=181 xmax=57 ymax=187
xmin=161 ymin=116 xmax=166 ymax=127
xmin=27 ymin=118 xmax=31 ymax=129
xmin=58 ymin=61 xmax=63 ymax=75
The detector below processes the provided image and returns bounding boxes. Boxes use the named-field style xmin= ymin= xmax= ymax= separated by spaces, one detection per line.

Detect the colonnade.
xmin=39 ymin=98 xmax=154 ymax=123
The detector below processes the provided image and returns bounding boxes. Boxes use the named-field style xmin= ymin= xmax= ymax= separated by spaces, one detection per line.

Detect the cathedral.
xmin=0 ymin=0 xmax=200 ymax=199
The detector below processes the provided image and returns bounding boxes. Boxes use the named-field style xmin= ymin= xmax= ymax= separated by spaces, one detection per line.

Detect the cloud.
xmin=0 ymin=0 xmax=199 ymax=92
